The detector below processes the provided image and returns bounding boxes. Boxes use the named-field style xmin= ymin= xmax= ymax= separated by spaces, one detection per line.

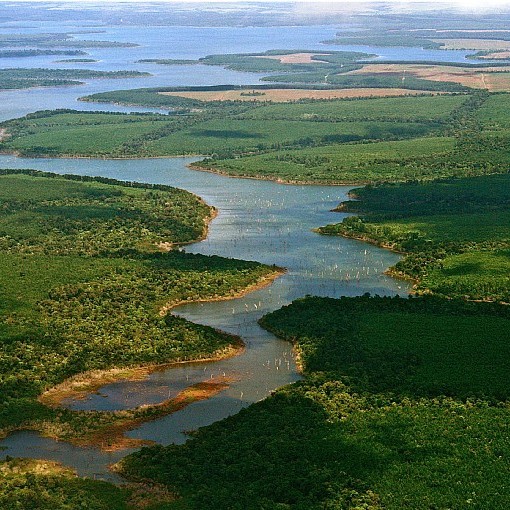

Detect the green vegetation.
xmin=81 ymin=87 xmax=205 ymax=109
xmin=0 ymin=68 xmax=149 ymax=90
xmin=136 ymin=49 xmax=471 ymax=91
xmin=262 ymin=72 xmax=468 ymax=91
xmin=0 ymin=170 xmax=276 ymax=442
xmin=148 ymin=49 xmax=371 ymax=74
xmin=323 ymin=34 xmax=444 ymax=49
xmin=1 ymin=94 xmax=462 ymax=163
xmin=55 ymin=58 xmax=99 ymax=63
xmin=0 ymin=33 xmax=137 ymax=48
xmin=120 ymin=295 xmax=510 ymax=509
xmin=0 ymin=458 xmax=130 ymax=510
xmin=0 ymin=50 xmax=87 ymax=58
xmin=319 ymin=173 xmax=510 ymax=300
xmin=201 ymin=137 xmax=456 ymax=183
xmin=200 ymin=92 xmax=510 ymax=183
xmin=8 ymin=91 xmax=510 ymax=186
xmin=111 ymin=84 xmax=510 ymax=510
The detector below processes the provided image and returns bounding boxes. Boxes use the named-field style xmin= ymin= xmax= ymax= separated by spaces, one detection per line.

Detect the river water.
xmin=0 ymin=15 xmax=468 ymax=480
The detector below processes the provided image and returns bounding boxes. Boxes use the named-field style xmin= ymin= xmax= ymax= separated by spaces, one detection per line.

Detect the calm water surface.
xmin=0 ymin=20 xmax=457 ymax=479
xmin=0 ymin=155 xmax=409 ymax=477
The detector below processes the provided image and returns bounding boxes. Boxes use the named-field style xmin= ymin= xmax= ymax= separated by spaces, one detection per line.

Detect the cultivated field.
xmin=347 ymin=63 xmax=510 ymax=91
xmin=159 ymin=87 xmax=433 ymax=102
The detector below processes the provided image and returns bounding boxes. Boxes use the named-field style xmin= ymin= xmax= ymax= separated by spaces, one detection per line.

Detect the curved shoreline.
xmin=187 ymin=163 xmax=373 ymax=187
xmin=0 ymin=148 xmax=371 ymax=186
xmin=37 ymin=266 xmax=284 ymax=409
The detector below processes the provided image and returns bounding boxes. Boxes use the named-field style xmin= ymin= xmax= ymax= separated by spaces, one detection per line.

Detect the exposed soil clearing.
xmin=159 ymin=88 xmax=441 ymax=102
xmin=347 ymin=63 xmax=510 ymax=91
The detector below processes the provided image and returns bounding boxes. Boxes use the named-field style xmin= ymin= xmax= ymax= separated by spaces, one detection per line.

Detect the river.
xmin=0 ymin=12 xmax=463 ymax=481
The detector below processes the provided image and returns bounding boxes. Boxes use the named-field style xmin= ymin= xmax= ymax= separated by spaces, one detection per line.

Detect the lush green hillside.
xmin=0 ymin=94 xmax=462 ymax=169
xmin=0 ymin=170 xmax=277 ymax=444
xmin=319 ymin=173 xmax=510 ymax=301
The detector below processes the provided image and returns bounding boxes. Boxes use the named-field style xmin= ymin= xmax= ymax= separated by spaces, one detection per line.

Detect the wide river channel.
xmin=0 ymin=155 xmax=410 ymax=480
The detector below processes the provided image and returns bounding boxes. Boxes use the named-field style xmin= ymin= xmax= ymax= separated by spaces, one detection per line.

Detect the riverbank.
xmin=0 ymin=171 xmax=284 ymax=453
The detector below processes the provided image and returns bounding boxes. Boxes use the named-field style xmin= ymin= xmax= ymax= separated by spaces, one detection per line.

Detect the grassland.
xmin=1 ymin=94 xmax=463 ymax=167
xmin=198 ymin=91 xmax=510 ymax=183
xmin=6 ymin=92 xmax=510 ymax=186
xmin=0 ymin=170 xmax=278 ymax=447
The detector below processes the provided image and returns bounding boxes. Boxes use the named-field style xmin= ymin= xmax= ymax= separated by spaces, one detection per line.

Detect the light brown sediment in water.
xmin=72 ymin=376 xmax=237 ymax=452
xmin=159 ymin=88 xmax=440 ymax=102
xmin=38 ymin=343 xmax=243 ymax=407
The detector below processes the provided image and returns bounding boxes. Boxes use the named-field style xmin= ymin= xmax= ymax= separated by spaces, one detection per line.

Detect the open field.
xmin=1 ymin=94 xmax=453 ymax=161
xmin=434 ymin=38 xmax=510 ymax=50
xmin=347 ymin=63 xmax=510 ymax=91
xmin=159 ymin=87 xmax=433 ymax=102
xmin=199 ymin=136 xmax=456 ymax=184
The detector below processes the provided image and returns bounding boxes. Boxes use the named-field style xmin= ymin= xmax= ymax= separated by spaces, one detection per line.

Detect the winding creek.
xmin=0 ymin=155 xmax=410 ymax=480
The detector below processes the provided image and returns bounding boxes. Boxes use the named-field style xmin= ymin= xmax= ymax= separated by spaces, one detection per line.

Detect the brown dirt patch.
xmin=255 ymin=52 xmax=330 ymax=64
xmin=477 ymin=51 xmax=510 ymax=60
xmin=160 ymin=88 xmax=440 ymax=103
xmin=434 ymin=39 xmax=510 ymax=50
xmin=75 ymin=376 xmax=235 ymax=452
xmin=347 ymin=63 xmax=510 ymax=92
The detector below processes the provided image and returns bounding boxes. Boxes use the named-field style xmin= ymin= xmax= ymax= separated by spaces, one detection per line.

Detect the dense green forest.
xmin=0 ymin=170 xmax=277 ymax=447
xmin=120 ymin=295 xmax=510 ymax=509
xmin=319 ymin=173 xmax=510 ymax=301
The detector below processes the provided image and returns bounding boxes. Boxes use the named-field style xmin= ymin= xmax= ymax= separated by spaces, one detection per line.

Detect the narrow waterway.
xmin=0 ymin=155 xmax=410 ymax=480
